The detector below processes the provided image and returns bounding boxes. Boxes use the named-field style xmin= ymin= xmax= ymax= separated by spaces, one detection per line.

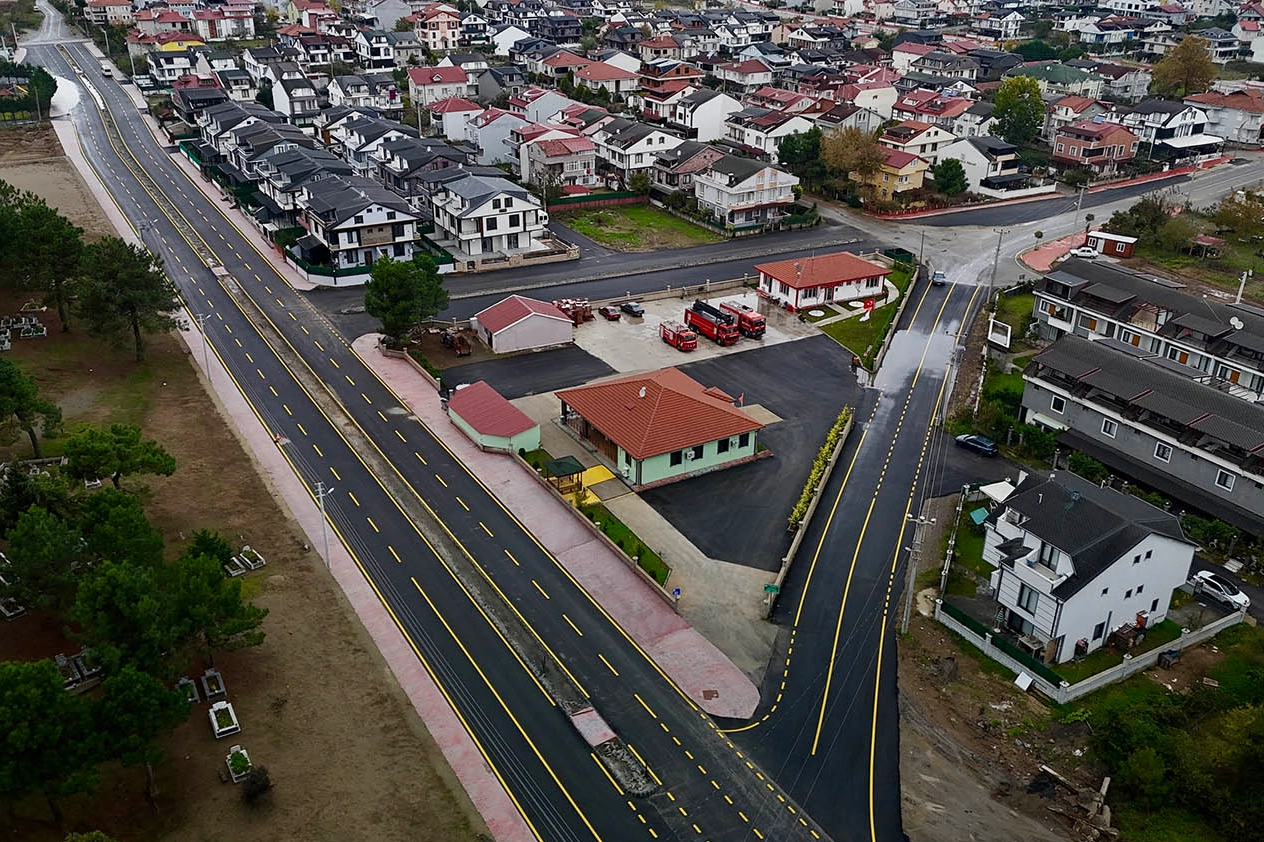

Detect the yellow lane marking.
xmin=245 ymin=352 xmax=253 ymax=363
xmin=360 ymin=393 xmax=371 ymax=404
xmin=314 ymin=339 xmax=324 ymax=351
xmin=388 ymin=546 xmax=402 ymax=563
xmin=456 ymin=496 xmax=469 ymax=511
xmin=416 ymin=452 xmax=427 ymax=465
xmin=479 ymin=521 xmax=493 ymax=537
xmin=348 ymin=492 xmax=360 ymax=507
xmin=504 ymin=549 xmax=519 ymax=566
xmin=395 ymin=429 xmax=407 ymax=442
xmin=288 ymin=312 xmax=296 ymax=321
xmin=591 ymin=753 xmax=623 ymax=795
xmin=366 ymin=517 xmax=379 ymax=533
xmin=296 ymin=423 xmax=307 ymax=436
xmin=598 ymin=653 xmax=619 ymax=676
xmin=283 ymin=404 xmax=292 ymax=416
xmin=235 ymin=338 xmax=242 ymax=347
xmin=435 ymin=473 xmax=446 ymax=487
xmin=312 ymin=444 xmax=323 ymax=457
xmin=345 ymin=374 xmax=355 ymax=385
xmin=268 ymin=385 xmax=277 ymax=397
xmin=633 ymin=693 xmax=657 ymax=719
xmin=301 ymin=325 xmax=309 ymax=335
xmin=563 ymin=614 xmax=583 ymax=636
xmin=531 ymin=579 xmax=549 ymax=599
xmin=330 ymin=467 xmax=341 ymax=480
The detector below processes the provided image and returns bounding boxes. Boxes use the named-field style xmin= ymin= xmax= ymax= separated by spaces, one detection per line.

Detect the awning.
xmin=218 ymin=162 xmax=249 ymax=185
xmin=252 ymin=191 xmax=284 ymax=217
xmin=969 ymin=507 xmax=989 ymax=525
xmin=1160 ymin=133 xmax=1223 ymax=149
xmin=544 ymin=455 xmax=584 ymax=477
xmin=295 ymin=233 xmax=325 ymax=251
xmin=982 ymin=172 xmax=1029 ymax=186
xmin=978 ymin=480 xmax=1015 ymax=504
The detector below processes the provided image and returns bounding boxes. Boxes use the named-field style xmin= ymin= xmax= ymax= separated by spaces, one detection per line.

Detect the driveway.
xmin=641 ymin=335 xmax=867 ymax=571
xmin=1190 ymin=555 xmax=1264 ymax=623
xmin=439 ymin=344 xmax=615 ymax=400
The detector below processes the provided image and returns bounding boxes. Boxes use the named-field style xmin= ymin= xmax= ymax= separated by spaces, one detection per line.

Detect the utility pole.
xmin=314 ymin=481 xmax=335 ymax=568
xmin=194 ymin=312 xmax=212 ymax=375
xmin=1237 ymin=269 xmax=1253 ymax=305
xmin=918 ymin=229 xmax=926 ymax=266
xmin=901 ymin=510 xmax=936 ymax=634
xmin=988 ymin=227 xmax=1008 ymax=307
xmin=1070 ymin=185 xmax=1086 ymax=241
xmin=101 ymin=26 xmax=109 ymax=57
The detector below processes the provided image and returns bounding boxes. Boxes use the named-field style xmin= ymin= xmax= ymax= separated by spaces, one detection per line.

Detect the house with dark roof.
xmin=1108 ymin=100 xmax=1222 ymax=161
xmin=693 ymin=154 xmax=798 ymax=230
xmin=428 ymin=171 xmax=550 ymax=265
xmin=1021 ymin=334 xmax=1264 ymax=537
xmin=291 ymin=175 xmax=421 ymax=278
xmin=651 ymin=140 xmax=725 ymax=194
xmin=555 ymin=367 xmax=764 ymax=489
xmin=590 ymin=118 xmax=684 ymax=180
xmin=937 ymin=135 xmax=1053 ymax=198
xmin=979 ymin=469 xmax=1196 ymax=665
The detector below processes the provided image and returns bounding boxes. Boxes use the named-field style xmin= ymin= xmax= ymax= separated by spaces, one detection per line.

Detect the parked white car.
xmin=1191 ymin=569 xmax=1250 ymax=611
xmin=1069 ymin=246 xmax=1098 ymax=259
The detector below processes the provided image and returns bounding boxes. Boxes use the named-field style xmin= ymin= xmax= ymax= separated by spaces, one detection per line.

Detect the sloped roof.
xmin=576 ymin=61 xmax=638 ymax=81
xmin=429 ymin=96 xmax=482 ymax=113
xmin=407 ymin=65 xmax=469 ymax=86
xmin=556 ymin=368 xmax=762 ymax=459
xmin=474 ymin=295 xmax=570 ymax=334
xmin=447 ymin=381 xmax=538 ymax=438
xmin=755 ymin=251 xmax=891 ymax=290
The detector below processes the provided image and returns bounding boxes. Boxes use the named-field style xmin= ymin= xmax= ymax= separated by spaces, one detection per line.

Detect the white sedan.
xmin=1191 ymin=569 xmax=1250 ymax=611
xmin=1069 ymin=246 xmax=1098 ymax=259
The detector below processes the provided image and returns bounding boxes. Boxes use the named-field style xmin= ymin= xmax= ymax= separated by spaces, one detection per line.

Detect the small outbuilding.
xmin=446 ymin=380 xmax=540 ymax=453
xmin=471 ymin=294 xmax=573 ymax=353
xmin=1084 ymin=231 xmax=1137 ymax=258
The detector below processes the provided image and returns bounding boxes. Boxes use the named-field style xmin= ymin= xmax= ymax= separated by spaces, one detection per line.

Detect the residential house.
xmin=355 ymin=29 xmax=395 ymax=70
xmin=755 ymin=250 xmax=893 ymax=310
xmin=430 ymin=97 xmax=484 ymax=139
xmin=414 ymin=3 xmax=462 ymax=52
xmin=1111 ymin=100 xmax=1222 ymax=159
xmin=1044 ymin=95 xmax=1108 ymax=143
xmin=1070 ymin=60 xmax=1151 ymax=103
xmin=372 ymin=137 xmax=466 ymax=209
xmin=1021 ymin=334 xmax=1264 ymax=536
xmin=270 ymin=72 xmax=320 ymax=128
xmin=590 ymin=118 xmax=684 ymax=181
xmin=1185 ymin=88 xmax=1264 ymax=146
xmin=252 ymin=146 xmax=352 ymax=229
xmin=524 ymin=134 xmax=598 ymax=189
xmin=465 ymin=107 xmax=529 ymax=165
xmin=743 ymin=86 xmax=818 ymax=115
xmin=476 ymin=65 xmax=526 ymax=101
xmin=980 ymin=469 xmax=1196 ymax=665
xmin=244 ymin=46 xmax=294 ymax=83
xmin=853 ymin=147 xmax=930 ymax=200
xmin=385 ymin=30 xmax=426 ymax=66
xmin=1143 ymin=27 xmax=1237 ymax=63
xmin=85 ymin=0 xmax=134 ymax=26
xmin=460 ymin=12 xmax=491 ymax=47
xmin=555 ymin=367 xmax=764 ymax=490
xmin=292 ymin=176 xmax=422 ymax=276
xmin=970 ymin=11 xmax=1024 ymax=40
xmin=651 ymin=140 xmax=726 ymax=194
xmin=638 ymin=35 xmax=684 ymax=63
xmin=490 ymin=23 xmax=531 ymax=57
xmin=714 ymin=59 xmax=774 ymax=95
xmin=148 ymin=51 xmax=197 ymax=86
xmin=574 ymin=61 xmax=640 ymax=97
xmin=891 ymin=89 xmax=974 ymax=131
xmin=910 ymin=50 xmax=980 ymax=82
xmin=879 ymin=120 xmax=956 ymax=166
xmin=536 ymin=50 xmax=591 ymax=81
xmin=723 ymin=107 xmax=813 ymax=162
xmin=507 ymin=87 xmax=579 ymax=123
xmin=171 ymin=84 xmax=230 ymax=125
xmin=692 ymin=155 xmax=798 ymax=230
xmin=968 ymin=48 xmax=1023 ymax=82
xmin=891 ymin=41 xmax=936 ymax=74
xmin=816 ymin=102 xmax=884 ymax=136
xmin=837 ymin=81 xmax=898 ymax=120
xmin=533 ymin=10 xmax=582 ymax=44
xmin=135 ymin=7 xmax=194 ymax=36
xmin=331 ymin=116 xmax=419 ymax=176
xmin=1005 ymin=62 xmax=1104 ymax=99
xmin=428 ymin=171 xmax=549 ymax=263
xmin=936 ymin=135 xmax=1048 ymax=197
xmin=1051 ymin=119 xmax=1138 ymax=176
xmin=328 ymin=75 xmax=375 ymax=109
xmin=408 ymin=65 xmax=474 ymax=106
xmin=892 ymin=0 xmax=945 ymax=28
xmin=667 ymin=87 xmax=741 ymax=142
xmin=952 ymin=100 xmax=996 ymax=138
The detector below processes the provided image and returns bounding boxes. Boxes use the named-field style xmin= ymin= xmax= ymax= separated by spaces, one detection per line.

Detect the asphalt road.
xmin=440 ymin=344 xmax=615 ymax=399
xmin=34 ymin=25 xmax=831 ymax=842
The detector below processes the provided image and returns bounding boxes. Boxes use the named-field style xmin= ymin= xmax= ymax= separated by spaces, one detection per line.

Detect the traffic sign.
xmin=671 ymin=587 xmax=682 ymax=598
xmin=764 ymin=583 xmax=780 ymax=594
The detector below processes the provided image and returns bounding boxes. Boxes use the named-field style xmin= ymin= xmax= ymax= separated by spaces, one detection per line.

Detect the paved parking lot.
xmin=574 ymin=289 xmax=819 ymax=373
xmin=642 ymin=335 xmax=866 ymax=571
xmin=438 ymin=344 xmax=615 ymax=400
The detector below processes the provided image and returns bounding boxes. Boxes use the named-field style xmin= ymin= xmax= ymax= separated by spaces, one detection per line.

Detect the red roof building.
xmin=472 ymin=295 xmax=573 ymax=353
xmin=445 ymin=380 xmax=540 ymax=453
xmin=556 ymin=368 xmax=764 ymax=487
xmin=755 ymin=251 xmax=893 ymax=310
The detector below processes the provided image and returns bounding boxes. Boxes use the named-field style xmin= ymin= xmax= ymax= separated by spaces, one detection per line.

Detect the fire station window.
xmin=1050 ymin=395 xmax=1065 ymax=414
xmin=1092 ymin=621 xmax=1105 ymax=641
xmin=1137 ymin=584 xmax=1144 ymax=594
xmin=717 ymin=438 xmax=730 ymax=454
xmin=1145 ymin=549 xmax=1152 ymax=560
xmin=1101 ymin=588 xmax=1109 ymax=596
xmin=669 ymin=450 xmax=683 ymax=466
xmin=1125 ymin=589 xmax=1133 ymax=599
xmin=690 ymin=445 xmax=704 ymax=460
xmin=1151 ymin=599 xmax=1159 ymax=613
xmin=738 ymin=432 xmax=750 ymax=448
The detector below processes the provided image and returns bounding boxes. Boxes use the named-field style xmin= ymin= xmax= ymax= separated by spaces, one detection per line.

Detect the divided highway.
xmin=33 ymin=36 xmax=830 ymax=842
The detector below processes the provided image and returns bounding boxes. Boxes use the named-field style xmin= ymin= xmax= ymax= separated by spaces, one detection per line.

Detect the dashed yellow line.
xmin=330 ymin=467 xmax=341 ymax=480
xmin=634 ymin=693 xmax=657 ymax=719
xmin=312 ymin=444 xmax=323 ymax=456
xmin=531 ymin=579 xmax=549 ymax=599
xmin=395 ymin=429 xmax=407 ymax=442
xmin=416 ymin=452 xmax=427 ymax=465
xmin=563 ymin=614 xmax=583 ymax=636
xmin=598 ymin=653 xmax=619 ymax=676
xmin=345 ymin=374 xmax=355 ymax=385
xmin=268 ymin=385 xmax=277 ymax=397
xmin=256 ymin=368 xmax=265 ymax=379
xmin=296 ymin=423 xmax=307 ymax=436
xmin=479 ymin=521 xmax=493 ymax=537
xmin=388 ymin=546 xmax=402 ymax=563
xmin=456 ymin=496 xmax=469 ymax=511
xmin=504 ymin=549 xmax=519 ymax=566
xmin=348 ymin=492 xmax=360 ymax=507
xmin=435 ymin=473 xmax=447 ymax=487
xmin=283 ymin=404 xmax=292 ymax=416
xmin=360 ymin=393 xmax=371 ymax=404
xmin=366 ymin=517 xmax=379 ymax=533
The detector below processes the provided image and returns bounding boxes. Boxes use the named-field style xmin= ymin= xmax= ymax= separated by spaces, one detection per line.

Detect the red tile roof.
xmin=575 ymin=62 xmax=638 ymax=81
xmin=1055 ymin=94 xmax=1099 ymax=113
xmin=429 ymin=96 xmax=482 ymax=113
xmin=755 ymin=251 xmax=892 ymax=290
xmin=447 ymin=381 xmax=537 ymax=438
xmin=407 ymin=65 xmax=468 ymax=86
xmin=719 ymin=59 xmax=770 ymax=75
xmin=882 ymin=147 xmax=922 ymax=169
xmin=556 ymin=368 xmax=762 ymax=459
xmin=542 ymin=51 xmax=591 ymax=68
xmin=1186 ymin=89 xmax=1264 ymax=114
xmin=474 ymin=295 xmax=571 ymax=334
xmin=536 ymin=136 xmax=595 ymax=156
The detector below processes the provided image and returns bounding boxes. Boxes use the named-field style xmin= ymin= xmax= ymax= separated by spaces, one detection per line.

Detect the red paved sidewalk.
xmin=352 ymin=335 xmax=761 ymax=720
xmin=1020 ymin=232 xmax=1087 ymax=273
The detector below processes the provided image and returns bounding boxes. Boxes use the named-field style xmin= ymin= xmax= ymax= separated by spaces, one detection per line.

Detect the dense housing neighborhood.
xmin=7 ymin=0 xmax=1264 ymax=840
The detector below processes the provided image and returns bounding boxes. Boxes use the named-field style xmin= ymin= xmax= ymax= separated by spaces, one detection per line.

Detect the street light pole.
xmin=902 ymin=510 xmax=936 ymax=634
xmin=988 ymin=227 xmax=1008 ymax=307
xmin=314 ymin=481 xmax=335 ymax=569
xmin=194 ymin=312 xmax=212 ymax=375
xmin=918 ymin=229 xmax=926 ymax=266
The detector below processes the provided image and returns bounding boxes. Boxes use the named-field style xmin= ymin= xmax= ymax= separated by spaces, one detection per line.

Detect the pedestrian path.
xmin=353 ymin=335 xmax=762 ymax=720
xmin=1020 ymin=232 xmax=1087 ymax=273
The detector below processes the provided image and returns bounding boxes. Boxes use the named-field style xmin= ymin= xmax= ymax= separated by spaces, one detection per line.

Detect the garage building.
xmin=471 ymin=294 xmax=573 ymax=353
xmin=446 ymin=380 xmax=541 ymax=453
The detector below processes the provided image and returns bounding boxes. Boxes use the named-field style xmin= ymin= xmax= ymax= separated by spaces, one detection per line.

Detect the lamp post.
xmin=988 ymin=227 xmax=1009 ymax=307
xmin=901 ymin=511 xmax=936 ymax=634
xmin=194 ymin=312 xmax=212 ymax=376
xmin=314 ymin=481 xmax=335 ymax=569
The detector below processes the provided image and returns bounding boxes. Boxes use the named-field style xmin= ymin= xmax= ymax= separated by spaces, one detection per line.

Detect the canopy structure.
xmin=978 ymin=480 xmax=1015 ymax=505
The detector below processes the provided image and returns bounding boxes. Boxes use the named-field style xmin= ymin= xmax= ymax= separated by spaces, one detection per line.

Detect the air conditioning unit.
xmin=685 ymin=450 xmax=696 ymax=460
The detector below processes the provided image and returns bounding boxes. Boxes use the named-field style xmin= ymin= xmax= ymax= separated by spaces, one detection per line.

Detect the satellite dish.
xmin=1230 ymin=316 xmax=1245 ymax=330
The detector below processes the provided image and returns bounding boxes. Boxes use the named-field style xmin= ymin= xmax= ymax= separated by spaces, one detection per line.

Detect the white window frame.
xmin=1017 ymin=583 xmax=1039 ymax=614
xmin=1050 ymin=395 xmax=1066 ymax=414
xmin=1154 ymin=441 xmax=1172 ymax=463
xmin=1101 ymin=418 xmax=1118 ymax=438
xmin=1216 ymin=469 xmax=1236 ymax=491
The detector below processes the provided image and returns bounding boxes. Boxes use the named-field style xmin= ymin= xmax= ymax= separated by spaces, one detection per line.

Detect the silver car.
xmin=1192 ymin=570 xmax=1250 ymax=611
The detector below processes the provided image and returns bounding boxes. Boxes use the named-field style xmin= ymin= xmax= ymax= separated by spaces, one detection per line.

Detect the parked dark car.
xmin=621 ymin=301 xmax=644 ymax=317
xmin=955 ymin=434 xmax=999 ymax=456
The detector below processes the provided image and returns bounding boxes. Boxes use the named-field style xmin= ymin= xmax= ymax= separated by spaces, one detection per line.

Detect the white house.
xmin=465 ymin=107 xmax=529 ymax=166
xmin=490 ymin=23 xmax=531 ymax=57
xmin=429 ymin=172 xmax=548 ymax=262
xmin=407 ymin=65 xmax=474 ymax=106
xmin=981 ymin=471 xmax=1195 ymax=665
xmin=723 ymin=108 xmax=814 ymax=163
xmin=590 ymin=118 xmax=684 ymax=180
xmin=430 ymin=97 xmax=484 ymax=140
xmin=693 ymin=155 xmax=799 ymax=229
xmin=668 ymin=88 xmax=742 ymax=143
xmin=294 ymin=177 xmax=423 ymax=274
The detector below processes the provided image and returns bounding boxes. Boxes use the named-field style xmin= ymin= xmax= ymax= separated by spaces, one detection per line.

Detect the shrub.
xmin=241 ymin=766 xmax=272 ymax=803
xmin=788 ymin=407 xmax=853 ymax=529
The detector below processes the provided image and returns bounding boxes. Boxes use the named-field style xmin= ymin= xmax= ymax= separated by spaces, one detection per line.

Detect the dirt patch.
xmin=0 ymin=130 xmax=486 ymax=842
xmin=0 ymin=123 xmax=114 ymax=241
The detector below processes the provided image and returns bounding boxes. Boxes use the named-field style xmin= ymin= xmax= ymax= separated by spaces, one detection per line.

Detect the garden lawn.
xmin=558 ymin=204 xmax=724 ymax=251
xmin=819 ymin=266 xmax=914 ymax=367
xmin=994 ymin=291 xmax=1034 ymax=336
xmin=579 ymin=501 xmax=671 ymax=585
xmin=1054 ymin=619 xmax=1183 ymax=684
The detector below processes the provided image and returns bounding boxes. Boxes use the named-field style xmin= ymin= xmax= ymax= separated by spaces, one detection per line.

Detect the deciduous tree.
xmin=364 ymin=255 xmax=449 ymax=343
xmin=77 ymin=237 xmax=181 ymax=362
xmin=0 ymin=357 xmax=61 ymax=458
xmin=1150 ymin=36 xmax=1216 ymax=97
xmin=1013 ymin=40 xmax=1057 ymax=61
xmin=63 ymin=423 xmax=176 ymax=491
xmin=820 ymin=127 xmax=885 ymax=182
xmin=2 ymin=505 xmax=85 ymax=615
xmin=993 ymin=76 xmax=1045 ymax=147
xmin=932 ymin=158 xmax=968 ymax=196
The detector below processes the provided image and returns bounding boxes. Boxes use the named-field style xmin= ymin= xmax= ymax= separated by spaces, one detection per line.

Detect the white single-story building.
xmin=446 ymin=380 xmax=540 ymax=453
xmin=754 ymin=251 xmax=892 ymax=311
xmin=471 ymin=295 xmax=573 ymax=353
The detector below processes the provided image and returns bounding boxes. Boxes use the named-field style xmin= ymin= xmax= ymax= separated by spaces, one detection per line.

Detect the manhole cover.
xmin=808 ymin=310 xmax=825 ymax=317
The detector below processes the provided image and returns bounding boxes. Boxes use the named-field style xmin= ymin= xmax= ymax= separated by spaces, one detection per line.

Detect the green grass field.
xmin=558 ymin=205 xmax=723 ymax=251
xmin=819 ymin=266 xmax=914 ymax=367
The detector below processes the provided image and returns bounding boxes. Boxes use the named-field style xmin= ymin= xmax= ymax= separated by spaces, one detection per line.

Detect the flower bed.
xmin=788 ymin=407 xmax=854 ymax=529
xmin=578 ymin=502 xmax=670 ymax=585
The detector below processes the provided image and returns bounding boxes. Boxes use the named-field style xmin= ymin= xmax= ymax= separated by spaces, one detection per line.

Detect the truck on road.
xmin=660 ymin=321 xmax=698 ymax=351
xmin=718 ymin=301 xmax=766 ymax=338
xmin=685 ymin=302 xmax=740 ymax=346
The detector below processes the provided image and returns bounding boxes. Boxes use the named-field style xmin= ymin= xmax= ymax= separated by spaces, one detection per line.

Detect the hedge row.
xmin=787 ymin=406 xmax=853 ymax=530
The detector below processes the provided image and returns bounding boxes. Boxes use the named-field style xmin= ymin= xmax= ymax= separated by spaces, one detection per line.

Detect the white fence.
xmin=934 ymin=599 xmax=1245 ymax=704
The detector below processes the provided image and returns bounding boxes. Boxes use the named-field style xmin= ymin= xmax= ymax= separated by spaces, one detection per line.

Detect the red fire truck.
xmin=660 ymin=321 xmax=698 ymax=351
xmin=685 ymin=301 xmax=740 ymax=346
xmin=718 ymin=301 xmax=766 ymax=338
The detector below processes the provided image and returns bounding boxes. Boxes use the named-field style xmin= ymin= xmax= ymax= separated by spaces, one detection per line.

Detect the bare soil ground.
xmin=0 ymin=125 xmax=487 ymax=842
